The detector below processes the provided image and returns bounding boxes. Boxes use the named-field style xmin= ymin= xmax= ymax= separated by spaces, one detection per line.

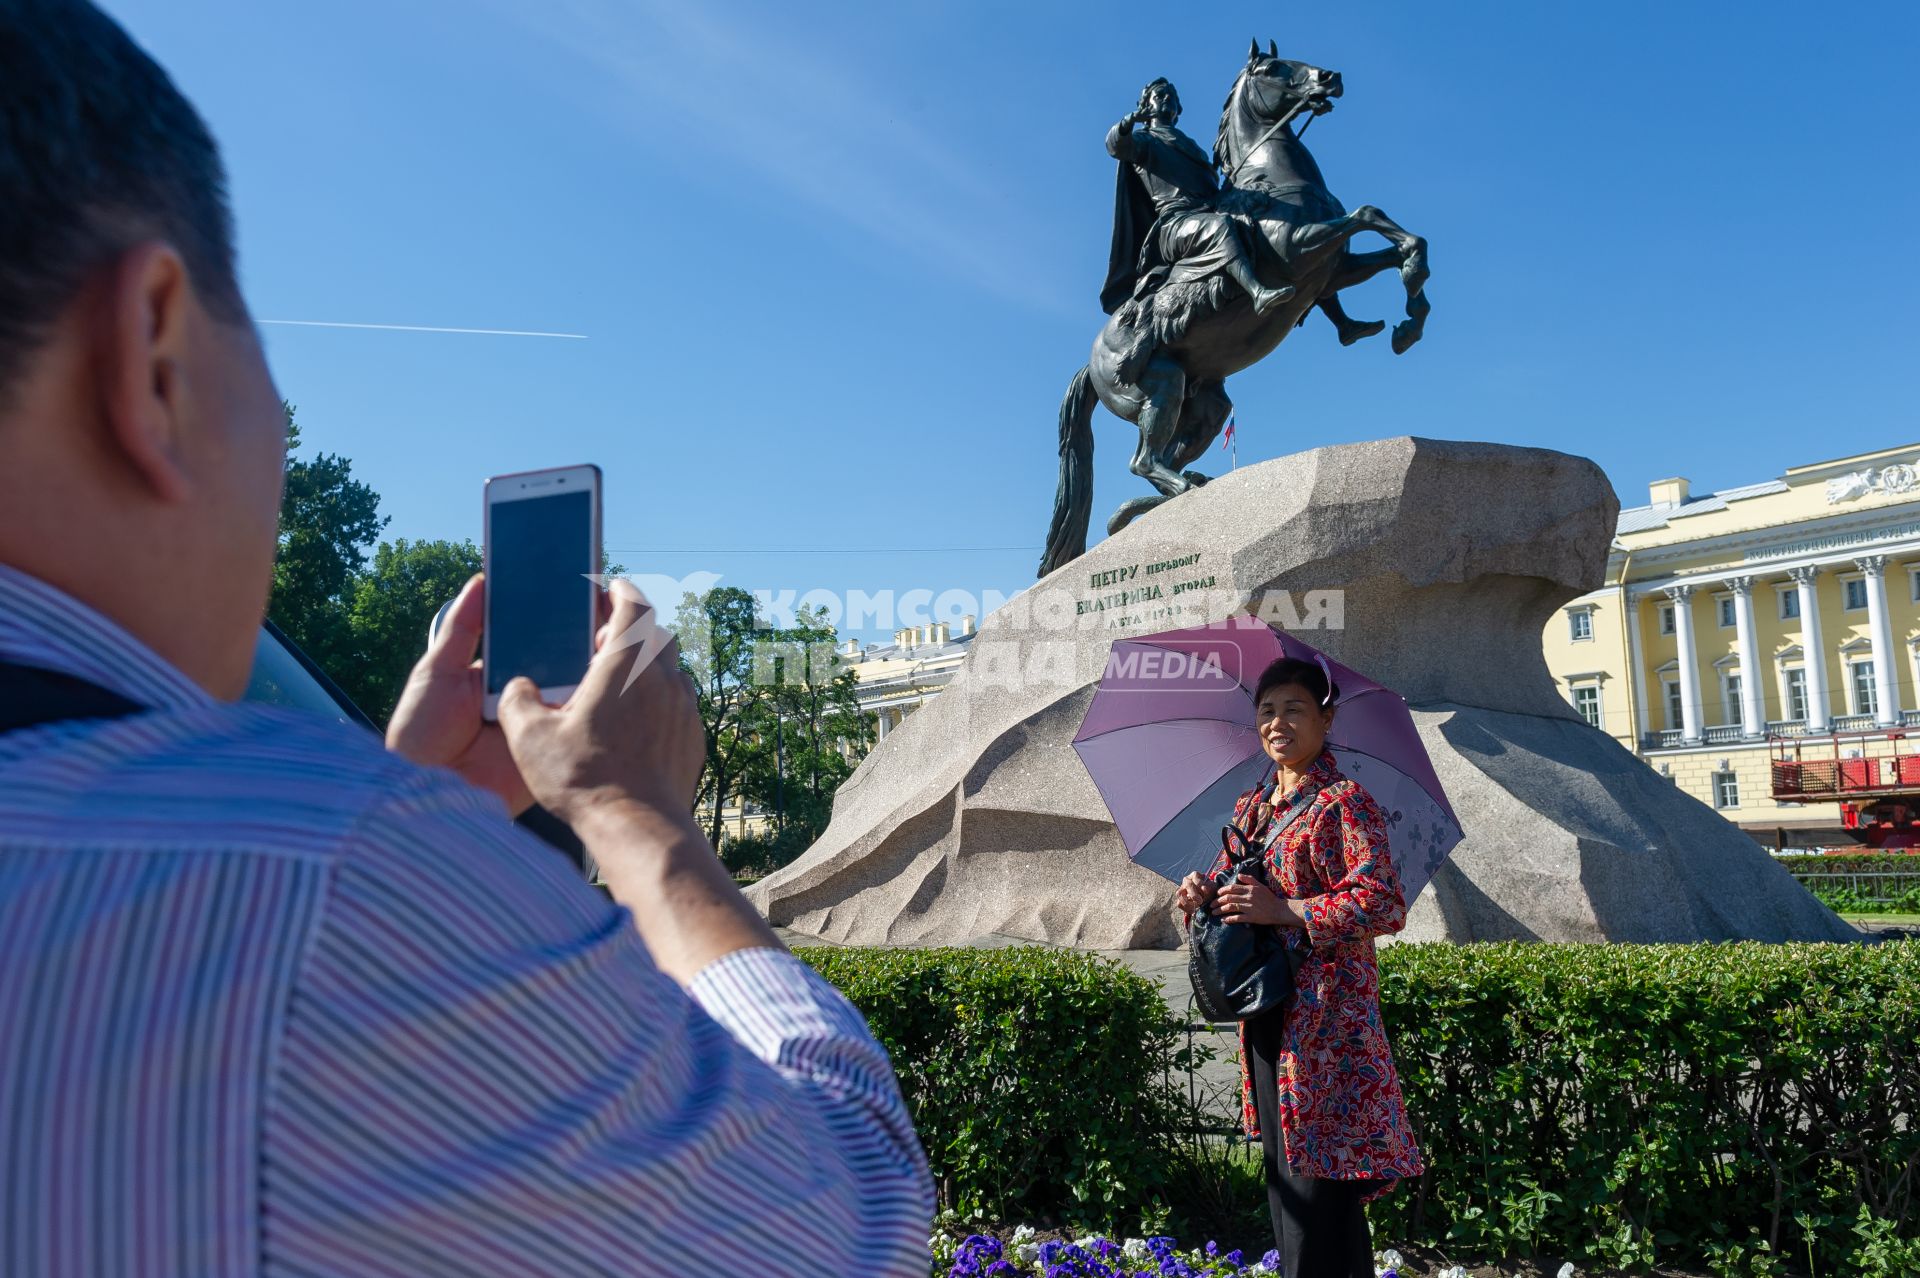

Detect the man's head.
xmin=0 ymin=0 xmax=285 ymax=698
xmin=1136 ymin=78 xmax=1181 ymax=126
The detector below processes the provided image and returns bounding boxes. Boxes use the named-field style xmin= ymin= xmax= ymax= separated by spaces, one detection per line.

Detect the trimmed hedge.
xmin=800 ymin=947 xmax=1186 ymax=1223
xmin=1372 ymin=942 xmax=1920 ymax=1271
xmin=804 ymin=941 xmax=1920 ymax=1272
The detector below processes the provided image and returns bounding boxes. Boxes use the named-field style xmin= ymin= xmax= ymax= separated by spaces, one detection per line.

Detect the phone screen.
xmin=486 ymin=488 xmax=594 ymax=696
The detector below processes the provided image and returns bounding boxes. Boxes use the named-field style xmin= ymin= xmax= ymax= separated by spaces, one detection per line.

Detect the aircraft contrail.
xmin=260 ymin=319 xmax=588 ymax=339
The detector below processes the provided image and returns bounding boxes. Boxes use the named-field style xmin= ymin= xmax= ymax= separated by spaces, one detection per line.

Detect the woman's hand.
xmin=1174 ymin=871 xmax=1218 ymax=914
xmin=1215 ymin=878 xmax=1306 ymax=927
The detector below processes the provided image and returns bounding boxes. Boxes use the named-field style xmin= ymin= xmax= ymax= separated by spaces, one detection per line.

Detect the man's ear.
xmin=92 ymin=241 xmax=196 ymax=506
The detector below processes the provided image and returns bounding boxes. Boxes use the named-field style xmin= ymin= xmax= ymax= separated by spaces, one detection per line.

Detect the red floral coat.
xmin=1208 ymin=746 xmax=1423 ymax=1191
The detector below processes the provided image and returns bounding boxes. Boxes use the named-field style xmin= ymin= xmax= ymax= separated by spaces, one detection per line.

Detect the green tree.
xmin=341 ymin=537 xmax=483 ymax=722
xmin=675 ymin=586 xmax=777 ymax=846
xmin=269 ymin=404 xmax=387 ymax=671
xmin=741 ymin=605 xmax=872 ymax=843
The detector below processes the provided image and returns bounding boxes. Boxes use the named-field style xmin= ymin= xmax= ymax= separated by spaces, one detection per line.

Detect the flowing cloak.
xmin=1099 ymin=123 xmax=1226 ymax=314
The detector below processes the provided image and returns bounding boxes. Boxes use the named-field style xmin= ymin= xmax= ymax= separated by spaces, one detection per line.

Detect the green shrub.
xmin=717 ymin=825 xmax=812 ymax=877
xmin=801 ymin=942 xmax=1918 ymax=1268
xmin=1371 ymin=941 xmax=1920 ymax=1271
xmin=799 ymin=946 xmax=1187 ymax=1224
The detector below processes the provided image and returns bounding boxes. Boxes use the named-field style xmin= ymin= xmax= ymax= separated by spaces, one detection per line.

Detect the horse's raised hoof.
xmin=1391 ymin=320 xmax=1422 ymax=354
xmin=1339 ymin=319 xmax=1386 ymax=346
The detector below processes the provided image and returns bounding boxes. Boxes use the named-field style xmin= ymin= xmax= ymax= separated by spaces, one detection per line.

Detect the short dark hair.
xmin=0 ymin=0 xmax=243 ymax=399
xmin=1254 ymin=656 xmax=1338 ymax=709
xmin=1137 ymin=76 xmax=1182 ymax=119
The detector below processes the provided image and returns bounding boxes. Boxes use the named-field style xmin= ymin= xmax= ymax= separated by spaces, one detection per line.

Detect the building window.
xmin=1724 ymin=672 xmax=1743 ymax=726
xmin=1778 ymin=588 xmax=1800 ymax=620
xmin=1665 ymin=679 xmax=1684 ymax=730
xmin=1852 ymin=660 xmax=1878 ymax=716
xmin=1910 ymin=566 xmax=1920 ymax=603
xmin=1844 ymin=577 xmax=1869 ymax=611
xmin=1785 ymin=667 xmax=1807 ymax=721
xmin=1717 ymin=596 xmax=1736 ymax=628
xmin=1571 ymin=683 xmax=1601 ymax=729
xmin=1713 ymin=770 xmax=1740 ymax=810
xmin=1568 ymin=609 xmax=1593 ymax=641
xmin=1658 ymin=604 xmax=1675 ymax=635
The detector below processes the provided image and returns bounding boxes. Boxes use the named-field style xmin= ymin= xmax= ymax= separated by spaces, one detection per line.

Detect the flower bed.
xmin=932 ymin=1225 xmax=1297 ymax=1277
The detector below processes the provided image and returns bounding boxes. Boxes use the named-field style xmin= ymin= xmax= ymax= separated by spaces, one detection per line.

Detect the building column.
xmin=875 ymin=709 xmax=890 ymax=742
xmin=1668 ymin=583 xmax=1702 ymax=743
xmin=1627 ymin=590 xmax=1649 ymax=748
xmin=1789 ymin=564 xmax=1829 ymax=732
xmin=1858 ymin=554 xmax=1900 ymax=726
xmin=1728 ymin=576 xmax=1766 ymax=737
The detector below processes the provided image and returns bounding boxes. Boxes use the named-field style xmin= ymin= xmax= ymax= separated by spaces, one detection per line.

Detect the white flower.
xmin=1011 ymin=1224 xmax=1036 ymax=1245
xmin=1439 ymin=1267 xmax=1469 ymax=1278
xmin=1376 ymin=1249 xmax=1405 ymax=1272
xmin=1123 ymin=1239 xmax=1148 ymax=1260
xmin=1017 ymin=1243 xmax=1040 ymax=1263
xmin=1557 ymin=1266 xmax=1576 ymax=1278
xmin=1074 ymin=1235 xmax=1099 ymax=1250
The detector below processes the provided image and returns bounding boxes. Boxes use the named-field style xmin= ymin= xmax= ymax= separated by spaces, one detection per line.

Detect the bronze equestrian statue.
xmin=1038 ymin=41 xmax=1431 ymax=578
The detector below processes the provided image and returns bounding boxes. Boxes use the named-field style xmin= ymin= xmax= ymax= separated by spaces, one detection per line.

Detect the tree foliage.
xmin=343 ymin=537 xmax=482 ymax=722
xmin=740 ymin=603 xmax=872 ymax=843
xmin=268 ymin=404 xmax=387 ymax=672
xmin=675 ymin=586 xmax=774 ymax=845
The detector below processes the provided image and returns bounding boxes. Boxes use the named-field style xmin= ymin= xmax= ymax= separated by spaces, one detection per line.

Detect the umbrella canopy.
xmin=1072 ymin=618 xmax=1462 ymax=903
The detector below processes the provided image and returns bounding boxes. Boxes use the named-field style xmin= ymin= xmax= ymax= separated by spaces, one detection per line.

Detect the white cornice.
xmin=1623 ymin=503 xmax=1920 ymax=576
xmin=1626 ymin=537 xmax=1920 ymax=601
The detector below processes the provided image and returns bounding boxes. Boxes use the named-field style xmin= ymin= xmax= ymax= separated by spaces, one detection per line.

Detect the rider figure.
xmin=1102 ymin=78 xmax=1293 ymax=317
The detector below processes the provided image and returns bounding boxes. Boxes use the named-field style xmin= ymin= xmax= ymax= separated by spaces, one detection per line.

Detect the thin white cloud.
xmin=260 ymin=320 xmax=588 ymax=339
xmin=481 ymin=0 xmax=1076 ymax=314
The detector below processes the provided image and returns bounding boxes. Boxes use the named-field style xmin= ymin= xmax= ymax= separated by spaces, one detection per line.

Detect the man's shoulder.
xmin=0 ymin=701 xmax=496 ymax=860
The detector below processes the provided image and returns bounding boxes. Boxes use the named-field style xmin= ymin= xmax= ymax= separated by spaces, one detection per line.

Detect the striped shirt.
xmin=0 ymin=563 xmax=933 ymax=1277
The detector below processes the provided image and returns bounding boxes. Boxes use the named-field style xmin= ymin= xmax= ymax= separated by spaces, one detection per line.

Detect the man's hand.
xmin=386 ymin=574 xmax=535 ymax=815
xmin=494 ymin=578 xmax=781 ymax=984
xmin=494 ymin=578 xmax=702 ymax=827
xmin=1214 ymin=878 xmax=1305 ymax=928
xmin=1174 ymin=871 xmax=1217 ymax=914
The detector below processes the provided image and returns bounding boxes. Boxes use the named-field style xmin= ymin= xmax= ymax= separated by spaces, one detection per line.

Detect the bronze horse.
xmin=1038 ymin=42 xmax=1430 ymax=578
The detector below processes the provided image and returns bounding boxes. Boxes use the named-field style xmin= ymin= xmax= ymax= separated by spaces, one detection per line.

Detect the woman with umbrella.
xmin=1173 ymin=654 xmax=1423 ymax=1278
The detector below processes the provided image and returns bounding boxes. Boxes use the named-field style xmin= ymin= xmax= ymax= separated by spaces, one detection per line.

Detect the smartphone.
xmin=482 ymin=464 xmax=602 ymax=721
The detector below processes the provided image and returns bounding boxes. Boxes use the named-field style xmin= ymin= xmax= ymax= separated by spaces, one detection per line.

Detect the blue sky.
xmin=109 ymin=0 xmax=1918 ymax=640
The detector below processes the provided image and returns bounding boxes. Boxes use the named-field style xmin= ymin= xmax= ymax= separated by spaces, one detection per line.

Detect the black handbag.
xmin=1187 ymin=789 xmax=1313 ymax=1023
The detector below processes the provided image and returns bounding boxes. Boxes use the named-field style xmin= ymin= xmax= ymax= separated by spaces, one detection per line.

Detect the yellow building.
xmin=1542 ymin=444 xmax=1920 ymax=844
xmin=842 ymin=617 xmax=976 ymax=741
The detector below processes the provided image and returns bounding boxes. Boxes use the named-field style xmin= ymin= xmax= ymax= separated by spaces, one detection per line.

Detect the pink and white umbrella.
xmin=1072 ymin=618 xmax=1461 ymax=903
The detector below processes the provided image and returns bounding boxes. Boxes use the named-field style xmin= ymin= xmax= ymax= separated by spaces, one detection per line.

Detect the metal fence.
xmin=1788 ymin=866 xmax=1920 ymax=905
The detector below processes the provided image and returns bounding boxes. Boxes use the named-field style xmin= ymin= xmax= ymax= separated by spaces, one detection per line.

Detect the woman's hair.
xmin=1253 ymin=655 xmax=1338 ymax=709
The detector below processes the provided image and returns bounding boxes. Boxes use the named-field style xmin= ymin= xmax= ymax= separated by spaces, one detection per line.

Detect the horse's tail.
xmin=1038 ymin=365 xmax=1096 ymax=578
